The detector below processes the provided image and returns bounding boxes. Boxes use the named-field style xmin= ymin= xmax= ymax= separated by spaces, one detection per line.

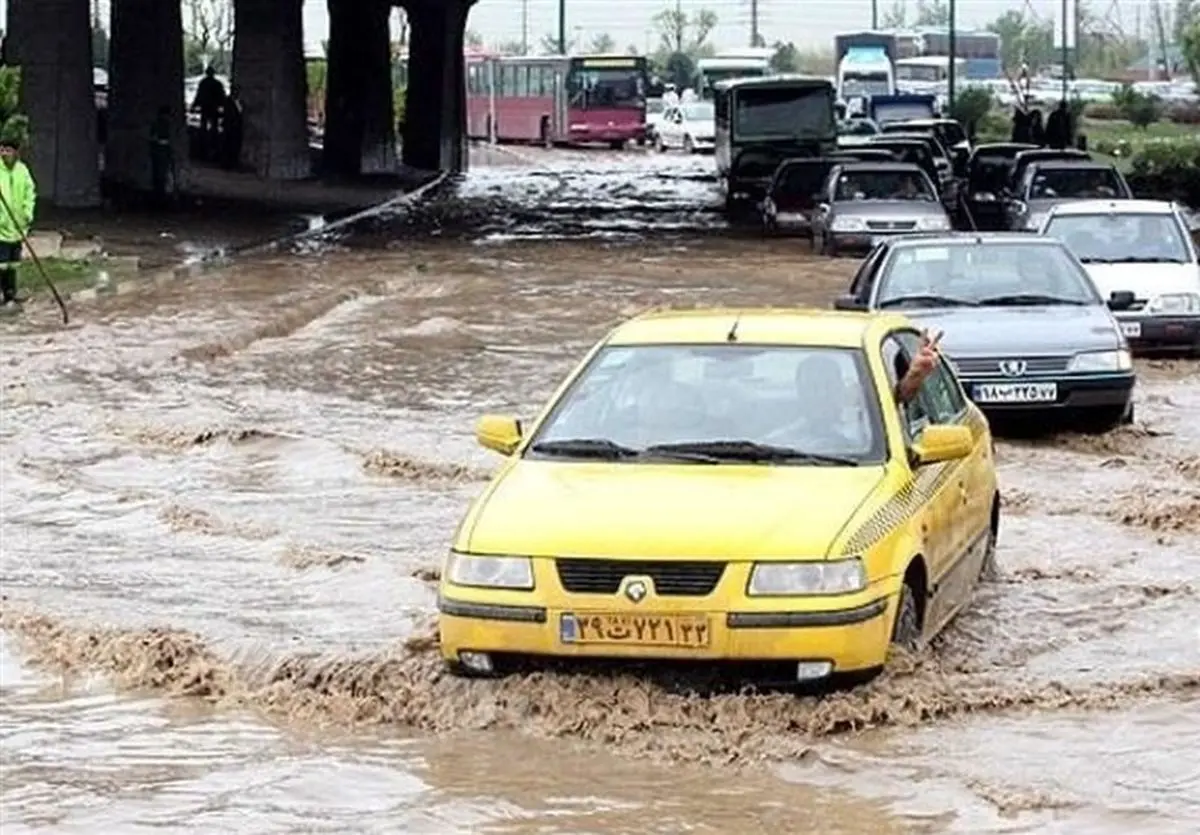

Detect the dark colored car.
xmin=864 ymin=137 xmax=940 ymax=191
xmin=880 ymin=118 xmax=971 ymax=175
xmin=961 ymin=142 xmax=1038 ymax=231
xmin=1006 ymin=148 xmax=1092 ymax=195
xmin=1006 ymin=160 xmax=1133 ymax=231
xmin=810 ymin=162 xmax=952 ymax=255
xmin=759 ymin=157 xmax=839 ymax=236
xmin=833 ymin=233 xmax=1136 ymax=428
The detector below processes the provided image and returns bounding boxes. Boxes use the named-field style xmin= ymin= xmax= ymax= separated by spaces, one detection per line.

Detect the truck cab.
xmin=837 ymin=47 xmax=895 ymax=115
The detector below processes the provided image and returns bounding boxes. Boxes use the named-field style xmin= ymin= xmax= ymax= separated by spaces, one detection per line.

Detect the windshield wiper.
xmin=878 ymin=293 xmax=977 ymax=308
xmin=1095 ymin=256 xmax=1188 ymax=264
xmin=977 ymin=293 xmax=1087 ymax=306
xmin=646 ymin=440 xmax=860 ymax=466
xmin=529 ymin=438 xmax=640 ymax=459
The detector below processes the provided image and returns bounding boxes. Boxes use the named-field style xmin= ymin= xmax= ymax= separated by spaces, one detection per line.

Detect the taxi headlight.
xmin=831 ymin=216 xmax=867 ymax=232
xmin=1146 ymin=292 xmax=1200 ymax=314
xmin=445 ymin=552 xmax=534 ymax=590
xmin=916 ymin=215 xmax=951 ymax=230
xmin=748 ymin=558 xmax=867 ymax=596
xmin=1068 ymin=349 xmax=1132 ymax=373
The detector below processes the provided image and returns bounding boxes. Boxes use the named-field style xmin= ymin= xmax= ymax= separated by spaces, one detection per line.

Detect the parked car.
xmin=759 ymin=157 xmax=839 ymax=236
xmin=1006 ymin=160 xmax=1133 ymax=232
xmin=834 ymin=233 xmax=1136 ymax=428
xmin=1041 ymin=199 xmax=1200 ymax=354
xmin=811 ymin=162 xmax=951 ymax=256
xmin=439 ymin=307 xmax=999 ymax=684
xmin=655 ymin=99 xmax=716 ymax=153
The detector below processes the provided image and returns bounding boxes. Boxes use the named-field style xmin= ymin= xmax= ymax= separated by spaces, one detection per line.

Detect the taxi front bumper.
xmin=437 ymin=593 xmax=896 ymax=674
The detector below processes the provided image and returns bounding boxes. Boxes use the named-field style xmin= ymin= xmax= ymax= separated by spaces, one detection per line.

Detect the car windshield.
xmin=876 ymin=242 xmax=1099 ymax=307
xmin=528 ymin=344 xmax=885 ymax=464
xmin=682 ymin=102 xmax=715 ymax=121
xmin=734 ymin=86 xmax=835 ymax=139
xmin=774 ymin=162 xmax=834 ymax=196
xmin=1027 ymin=167 xmax=1124 ymax=200
xmin=936 ymin=122 xmax=967 ymax=146
xmin=834 ymin=169 xmax=935 ymax=202
xmin=840 ymin=119 xmax=879 ymax=136
xmin=1044 ymin=212 xmax=1192 ymax=264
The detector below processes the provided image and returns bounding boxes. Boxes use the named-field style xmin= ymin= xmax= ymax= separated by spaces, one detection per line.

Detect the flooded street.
xmin=2 ymin=149 xmax=1198 ymax=834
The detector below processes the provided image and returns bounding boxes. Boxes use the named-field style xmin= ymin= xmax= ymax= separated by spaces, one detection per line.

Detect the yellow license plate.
xmin=559 ymin=613 xmax=711 ymax=648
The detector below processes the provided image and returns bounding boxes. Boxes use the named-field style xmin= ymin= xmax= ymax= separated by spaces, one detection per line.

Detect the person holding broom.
xmin=0 ymin=121 xmax=36 ymax=310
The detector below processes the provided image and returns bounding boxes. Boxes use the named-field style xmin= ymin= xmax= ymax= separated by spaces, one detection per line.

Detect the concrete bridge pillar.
xmin=323 ymin=0 xmax=395 ymax=177
xmin=10 ymin=0 xmax=101 ymax=207
xmin=401 ymin=0 xmax=472 ymax=173
xmin=106 ymin=0 xmax=187 ymax=191
xmin=232 ymin=0 xmax=310 ymax=180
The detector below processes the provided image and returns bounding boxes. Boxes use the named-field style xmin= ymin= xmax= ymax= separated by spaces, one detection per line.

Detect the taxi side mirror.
xmin=911 ymin=424 xmax=972 ymax=466
xmin=834 ymin=294 xmax=866 ymax=311
xmin=1107 ymin=290 xmax=1136 ymax=311
xmin=475 ymin=414 xmax=523 ymax=455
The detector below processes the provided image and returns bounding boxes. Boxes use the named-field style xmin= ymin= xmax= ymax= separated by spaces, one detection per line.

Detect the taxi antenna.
xmin=726 ymin=314 xmax=741 ymax=342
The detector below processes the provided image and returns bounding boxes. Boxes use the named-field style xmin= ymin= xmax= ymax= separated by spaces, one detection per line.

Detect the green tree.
xmin=1182 ymin=22 xmax=1200 ymax=86
xmin=182 ymin=0 xmax=233 ymax=74
xmin=1112 ymin=84 xmax=1163 ymax=129
xmin=0 ymin=67 xmax=26 ymax=148
xmin=880 ymin=1 xmax=907 ymax=28
xmin=590 ymin=33 xmax=616 ymax=53
xmin=770 ymin=41 xmax=798 ymax=73
xmin=651 ymin=6 xmax=717 ymax=56
xmin=987 ymin=10 xmax=1054 ymax=72
xmin=465 ymin=29 xmax=484 ymax=48
xmin=1175 ymin=1 xmax=1199 ymax=43
xmin=495 ymin=40 xmax=525 ymax=55
xmin=914 ymin=0 xmax=949 ymax=26
xmin=539 ymin=32 xmax=578 ymax=54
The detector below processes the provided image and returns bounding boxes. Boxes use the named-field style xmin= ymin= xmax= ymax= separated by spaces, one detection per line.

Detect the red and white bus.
xmin=465 ymin=53 xmax=649 ymax=148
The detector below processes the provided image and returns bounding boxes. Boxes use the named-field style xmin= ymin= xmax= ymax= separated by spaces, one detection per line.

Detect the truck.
xmin=691 ymin=49 xmax=773 ymax=100
xmin=834 ymin=32 xmax=896 ymax=116
xmin=713 ymin=75 xmax=838 ymax=212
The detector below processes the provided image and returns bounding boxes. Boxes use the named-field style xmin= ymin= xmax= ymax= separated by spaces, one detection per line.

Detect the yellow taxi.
xmin=438 ymin=308 xmax=999 ymax=683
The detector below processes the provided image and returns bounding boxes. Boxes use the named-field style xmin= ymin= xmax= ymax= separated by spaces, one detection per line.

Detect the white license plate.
xmin=1120 ymin=321 xmax=1142 ymax=338
xmin=973 ymin=382 xmax=1058 ymax=404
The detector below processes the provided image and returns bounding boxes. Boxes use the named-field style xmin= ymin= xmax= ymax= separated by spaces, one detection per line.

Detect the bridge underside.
xmin=8 ymin=0 xmax=473 ymax=208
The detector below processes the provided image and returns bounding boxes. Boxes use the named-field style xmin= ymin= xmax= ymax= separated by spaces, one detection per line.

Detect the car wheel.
xmin=890 ymin=582 xmax=922 ymax=651
xmin=979 ymin=514 xmax=999 ymax=582
xmin=1080 ymin=403 xmax=1131 ymax=433
xmin=654 ymin=134 xmax=666 ymax=153
xmin=684 ymin=135 xmax=694 ymax=154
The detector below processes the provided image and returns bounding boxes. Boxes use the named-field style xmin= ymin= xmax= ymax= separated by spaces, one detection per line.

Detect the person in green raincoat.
xmin=0 ymin=122 xmax=36 ymax=308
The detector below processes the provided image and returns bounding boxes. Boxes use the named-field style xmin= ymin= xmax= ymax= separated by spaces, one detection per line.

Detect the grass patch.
xmin=16 ymin=256 xmax=103 ymax=296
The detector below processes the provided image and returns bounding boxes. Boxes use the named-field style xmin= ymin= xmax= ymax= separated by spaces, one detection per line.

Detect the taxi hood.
xmin=462 ymin=460 xmax=886 ymax=560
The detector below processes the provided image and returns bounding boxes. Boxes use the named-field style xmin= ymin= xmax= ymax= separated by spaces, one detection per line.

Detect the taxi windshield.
xmin=834 ymin=169 xmax=935 ymax=202
xmin=527 ymin=344 xmax=886 ymax=464
xmin=1045 ymin=212 xmax=1192 ymax=264
xmin=876 ymin=242 xmax=1100 ymax=307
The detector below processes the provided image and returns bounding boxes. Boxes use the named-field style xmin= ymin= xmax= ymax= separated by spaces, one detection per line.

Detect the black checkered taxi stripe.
xmin=842 ymin=459 xmax=956 ymax=554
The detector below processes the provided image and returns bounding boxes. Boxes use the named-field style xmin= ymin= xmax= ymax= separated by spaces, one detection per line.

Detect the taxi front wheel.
xmin=890 ymin=583 xmax=921 ymax=650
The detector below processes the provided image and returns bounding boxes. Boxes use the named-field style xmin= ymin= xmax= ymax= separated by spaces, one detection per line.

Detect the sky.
xmin=0 ymin=1 xmax=1164 ymax=55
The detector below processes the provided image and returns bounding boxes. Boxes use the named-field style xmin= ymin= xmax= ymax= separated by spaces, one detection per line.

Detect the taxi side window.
xmin=882 ymin=334 xmax=929 ymax=439
xmin=896 ymin=331 xmax=965 ymax=424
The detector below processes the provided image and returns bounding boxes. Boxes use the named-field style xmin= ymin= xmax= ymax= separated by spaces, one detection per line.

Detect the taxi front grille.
xmin=555 ymin=559 xmax=726 ymax=596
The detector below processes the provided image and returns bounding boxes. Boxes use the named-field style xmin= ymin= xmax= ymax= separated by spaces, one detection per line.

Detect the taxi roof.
xmin=605 ymin=308 xmax=910 ymax=348
xmin=1047 ymin=199 xmax=1176 ymax=216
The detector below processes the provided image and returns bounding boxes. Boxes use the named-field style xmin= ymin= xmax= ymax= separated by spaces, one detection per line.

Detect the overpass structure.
xmin=7 ymin=0 xmax=472 ymax=208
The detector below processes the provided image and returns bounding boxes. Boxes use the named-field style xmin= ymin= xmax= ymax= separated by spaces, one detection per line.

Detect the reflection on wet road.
xmin=2 ymin=148 xmax=1198 ymax=834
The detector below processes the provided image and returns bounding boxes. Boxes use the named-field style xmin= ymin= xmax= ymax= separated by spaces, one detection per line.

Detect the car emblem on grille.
xmin=623 ymin=579 xmax=648 ymax=603
xmin=998 ymin=359 xmax=1027 ymax=377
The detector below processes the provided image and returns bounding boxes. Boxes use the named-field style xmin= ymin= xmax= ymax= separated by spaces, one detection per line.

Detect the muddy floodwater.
xmin=2 ymin=149 xmax=1199 ymax=834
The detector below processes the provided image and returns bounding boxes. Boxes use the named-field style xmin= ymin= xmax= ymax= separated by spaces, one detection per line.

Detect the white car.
xmin=1040 ymin=199 xmax=1200 ymax=353
xmin=654 ymin=100 xmax=715 ymax=154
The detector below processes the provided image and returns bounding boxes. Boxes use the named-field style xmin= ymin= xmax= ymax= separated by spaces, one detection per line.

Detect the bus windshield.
xmin=735 ymin=86 xmax=836 ymax=140
xmin=567 ymin=58 xmax=646 ymax=109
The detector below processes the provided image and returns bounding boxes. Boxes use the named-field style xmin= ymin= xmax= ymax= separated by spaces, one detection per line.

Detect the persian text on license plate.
xmin=559 ymin=613 xmax=711 ymax=648
xmin=973 ymin=382 xmax=1058 ymax=404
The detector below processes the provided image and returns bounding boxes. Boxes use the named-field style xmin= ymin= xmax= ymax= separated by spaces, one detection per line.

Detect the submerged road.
xmin=1 ymin=147 xmax=1198 ymax=834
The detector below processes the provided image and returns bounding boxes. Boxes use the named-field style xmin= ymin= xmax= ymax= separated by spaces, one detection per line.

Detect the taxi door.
xmin=882 ymin=335 xmax=960 ymax=633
